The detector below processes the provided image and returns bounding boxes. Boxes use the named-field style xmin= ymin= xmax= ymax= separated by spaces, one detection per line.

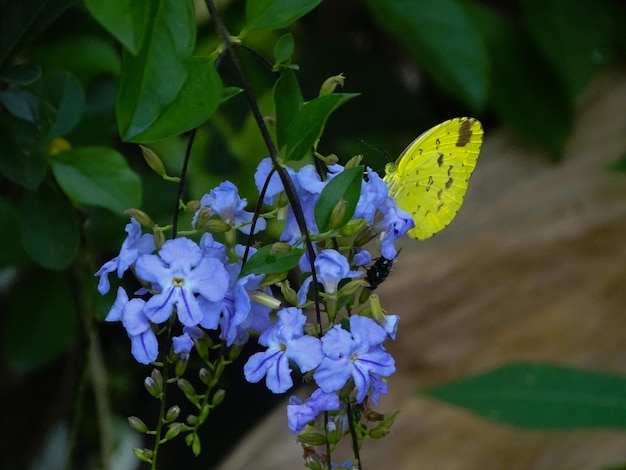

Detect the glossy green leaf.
xmin=40 ymin=72 xmax=86 ymax=139
xmin=50 ymin=146 xmax=141 ymax=215
xmin=421 ymin=362 xmax=626 ymax=429
xmin=273 ymin=69 xmax=303 ymax=150
xmin=521 ymin=0 xmax=614 ymax=101
xmin=245 ymin=0 xmax=322 ymax=31
xmin=366 ymin=0 xmax=489 ymax=112
xmin=116 ymin=0 xmax=200 ymax=141
xmin=84 ymin=0 xmax=147 ymax=54
xmin=314 ymin=166 xmax=363 ymax=233
xmin=285 ymin=93 xmax=358 ymax=161
xmin=0 ymin=89 xmax=39 ymax=123
xmin=3 ymin=270 xmax=77 ymax=372
xmin=241 ymin=244 xmax=305 ymax=276
xmin=123 ymin=57 xmax=223 ymax=143
xmin=0 ymin=113 xmax=46 ymax=190
xmin=19 ymin=184 xmax=80 ymax=269
xmin=0 ymin=0 xmax=74 ymax=68
xmin=466 ymin=3 xmax=572 ymax=157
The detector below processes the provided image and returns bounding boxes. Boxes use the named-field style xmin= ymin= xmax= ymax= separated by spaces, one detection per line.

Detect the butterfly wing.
xmin=384 ymin=117 xmax=483 ymax=240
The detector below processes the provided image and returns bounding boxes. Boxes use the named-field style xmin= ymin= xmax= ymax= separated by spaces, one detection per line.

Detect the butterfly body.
xmin=384 ymin=117 xmax=483 ymax=240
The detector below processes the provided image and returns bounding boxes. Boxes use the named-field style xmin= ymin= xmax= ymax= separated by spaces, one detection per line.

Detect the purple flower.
xmin=353 ymin=248 xmax=372 ymax=267
xmin=354 ymin=167 xmax=389 ymax=223
xmin=287 ymin=388 xmax=340 ymax=434
xmin=95 ymin=218 xmax=155 ymax=294
xmin=244 ymin=307 xmax=323 ymax=393
xmin=193 ymin=181 xmax=266 ymax=234
xmin=172 ymin=327 xmax=203 ymax=356
xmin=376 ymin=197 xmax=414 ymax=260
xmin=314 ymin=315 xmax=395 ymax=403
xmin=135 ymin=237 xmax=229 ymax=327
xmin=298 ymin=249 xmax=361 ymax=304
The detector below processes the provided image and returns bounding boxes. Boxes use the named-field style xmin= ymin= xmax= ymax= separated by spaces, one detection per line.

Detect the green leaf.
xmin=366 ymin=0 xmax=489 ymax=112
xmin=314 ymin=166 xmax=363 ymax=233
xmin=50 ymin=146 xmax=142 ymax=215
xmin=0 ymin=88 xmax=39 ymax=122
xmin=116 ymin=0 xmax=194 ymax=140
xmin=245 ymin=0 xmax=322 ymax=32
xmin=40 ymin=72 xmax=86 ymax=139
xmin=123 ymin=57 xmax=223 ymax=143
xmin=285 ymin=93 xmax=358 ymax=161
xmin=241 ymin=244 xmax=305 ymax=276
xmin=0 ymin=197 xmax=28 ymax=265
xmin=274 ymin=33 xmax=295 ymax=65
xmin=84 ymin=0 xmax=147 ymax=54
xmin=521 ymin=0 xmax=614 ymax=101
xmin=0 ymin=0 xmax=74 ymax=68
xmin=3 ymin=270 xmax=77 ymax=372
xmin=19 ymin=184 xmax=80 ymax=269
xmin=0 ymin=113 xmax=46 ymax=190
xmin=421 ymin=362 xmax=626 ymax=429
xmin=0 ymin=63 xmax=41 ymax=85
xmin=273 ymin=69 xmax=303 ymax=151
xmin=466 ymin=3 xmax=572 ymax=157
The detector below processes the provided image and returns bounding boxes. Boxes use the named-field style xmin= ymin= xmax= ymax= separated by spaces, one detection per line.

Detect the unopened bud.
xmin=128 ymin=416 xmax=149 ymax=433
xmin=177 ymin=378 xmax=196 ymax=397
xmin=260 ymin=272 xmax=288 ymax=286
xmin=164 ymin=422 xmax=184 ymax=440
xmin=125 ymin=208 xmax=154 ymax=228
xmin=140 ymin=145 xmax=167 ymax=177
xmin=193 ymin=206 xmax=212 ymax=229
xmin=153 ymin=230 xmax=165 ymax=250
xmin=144 ymin=376 xmax=161 ymax=398
xmin=323 ymin=153 xmax=339 ymax=165
xmin=319 ymin=73 xmax=345 ymax=96
xmin=270 ymin=242 xmax=292 ymax=255
xmin=353 ymin=226 xmax=376 ymax=247
xmin=46 ymin=137 xmax=72 ymax=156
xmin=186 ymin=200 xmax=200 ymax=213
xmin=339 ymin=218 xmax=366 ymax=237
xmin=133 ymin=447 xmax=153 ymax=463
xmin=250 ymin=290 xmax=282 ymax=310
xmin=205 ymin=219 xmax=231 ymax=233
xmin=212 ymin=389 xmax=226 ymax=406
xmin=328 ymin=199 xmax=347 ymax=230
xmin=199 ymin=367 xmax=212 ymax=386
xmin=175 ymin=353 xmax=189 ymax=377
xmin=278 ymin=281 xmax=297 ymax=306
xmin=165 ymin=405 xmax=181 ymax=423
xmin=344 ymin=154 xmax=363 ymax=169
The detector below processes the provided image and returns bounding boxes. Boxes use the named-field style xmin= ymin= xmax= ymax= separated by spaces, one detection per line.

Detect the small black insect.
xmin=365 ymin=256 xmax=396 ymax=290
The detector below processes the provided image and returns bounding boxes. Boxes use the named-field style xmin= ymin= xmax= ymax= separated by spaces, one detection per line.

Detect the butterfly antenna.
xmin=356 ymin=139 xmax=393 ymax=163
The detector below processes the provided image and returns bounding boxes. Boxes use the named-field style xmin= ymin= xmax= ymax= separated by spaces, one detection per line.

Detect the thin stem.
xmin=172 ymin=128 xmax=197 ymax=239
xmin=205 ymin=0 xmax=323 ymax=329
xmin=346 ymin=402 xmax=362 ymax=470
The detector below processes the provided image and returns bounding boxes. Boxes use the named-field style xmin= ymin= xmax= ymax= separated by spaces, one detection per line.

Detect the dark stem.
xmin=172 ymin=128 xmax=197 ymax=239
xmin=204 ymin=0 xmax=322 ymax=329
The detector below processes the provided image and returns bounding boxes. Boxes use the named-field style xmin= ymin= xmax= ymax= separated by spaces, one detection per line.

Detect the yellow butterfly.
xmin=383 ymin=117 xmax=483 ymax=240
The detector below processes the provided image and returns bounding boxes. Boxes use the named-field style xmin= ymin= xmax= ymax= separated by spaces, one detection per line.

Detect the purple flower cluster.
xmin=97 ymin=157 xmax=408 ymax=438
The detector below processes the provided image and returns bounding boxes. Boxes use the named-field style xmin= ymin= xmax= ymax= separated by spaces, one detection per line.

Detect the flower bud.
xmin=204 ymin=219 xmax=231 ymax=233
xmin=186 ymin=414 xmax=198 ymax=425
xmin=185 ymin=199 xmax=200 ymax=213
xmin=177 ymin=378 xmax=196 ymax=396
xmin=164 ymin=422 xmax=184 ymax=440
xmin=212 ymin=389 xmax=226 ymax=406
xmin=328 ymin=199 xmax=347 ymax=230
xmin=175 ymin=353 xmax=189 ymax=377
xmin=140 ymin=145 xmax=166 ymax=177
xmin=125 ymin=208 xmax=154 ymax=228
xmin=344 ymin=154 xmax=363 ymax=169
xmin=319 ymin=73 xmax=345 ymax=96
xmin=369 ymin=293 xmax=385 ymax=324
xmin=193 ymin=206 xmax=212 ymax=229
xmin=323 ymin=153 xmax=339 ymax=165
xmin=270 ymin=242 xmax=292 ymax=255
xmin=127 ymin=416 xmax=149 ymax=433
xmin=133 ymin=447 xmax=153 ymax=463
xmin=46 ymin=137 xmax=72 ymax=156
xmin=260 ymin=272 xmax=288 ymax=286
xmin=339 ymin=218 xmax=366 ymax=237
xmin=153 ymin=230 xmax=165 ymax=250
xmin=199 ymin=367 xmax=212 ymax=386
xmin=353 ymin=226 xmax=376 ymax=247
xmin=278 ymin=281 xmax=298 ymax=306
xmin=165 ymin=405 xmax=181 ymax=423
xmin=250 ymin=290 xmax=282 ymax=310
xmin=144 ymin=376 xmax=161 ymax=398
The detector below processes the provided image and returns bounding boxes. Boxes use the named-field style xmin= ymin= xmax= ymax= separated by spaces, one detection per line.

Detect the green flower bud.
xmin=165 ymin=405 xmax=181 ymax=423
xmin=328 ymin=199 xmax=347 ymax=230
xmin=199 ymin=367 xmax=212 ymax=386
xmin=144 ymin=377 xmax=161 ymax=398
xmin=164 ymin=422 xmax=184 ymax=441
xmin=250 ymin=290 xmax=282 ymax=310
xmin=270 ymin=242 xmax=292 ymax=255
xmin=153 ymin=230 xmax=165 ymax=250
xmin=185 ymin=199 xmax=200 ymax=213
xmin=177 ymin=378 xmax=196 ymax=396
xmin=133 ymin=447 xmax=153 ymax=463
xmin=353 ymin=226 xmax=376 ymax=247
xmin=127 ymin=416 xmax=149 ymax=433
xmin=125 ymin=208 xmax=154 ymax=228
xmin=278 ymin=280 xmax=298 ymax=306
xmin=344 ymin=154 xmax=363 ymax=169
xmin=175 ymin=353 xmax=189 ymax=377
xmin=212 ymin=389 xmax=226 ymax=406
xmin=186 ymin=414 xmax=198 ymax=426
xmin=140 ymin=145 xmax=166 ymax=177
xmin=193 ymin=206 xmax=213 ymax=229
xmin=260 ymin=272 xmax=288 ymax=286
xmin=319 ymin=73 xmax=345 ymax=96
